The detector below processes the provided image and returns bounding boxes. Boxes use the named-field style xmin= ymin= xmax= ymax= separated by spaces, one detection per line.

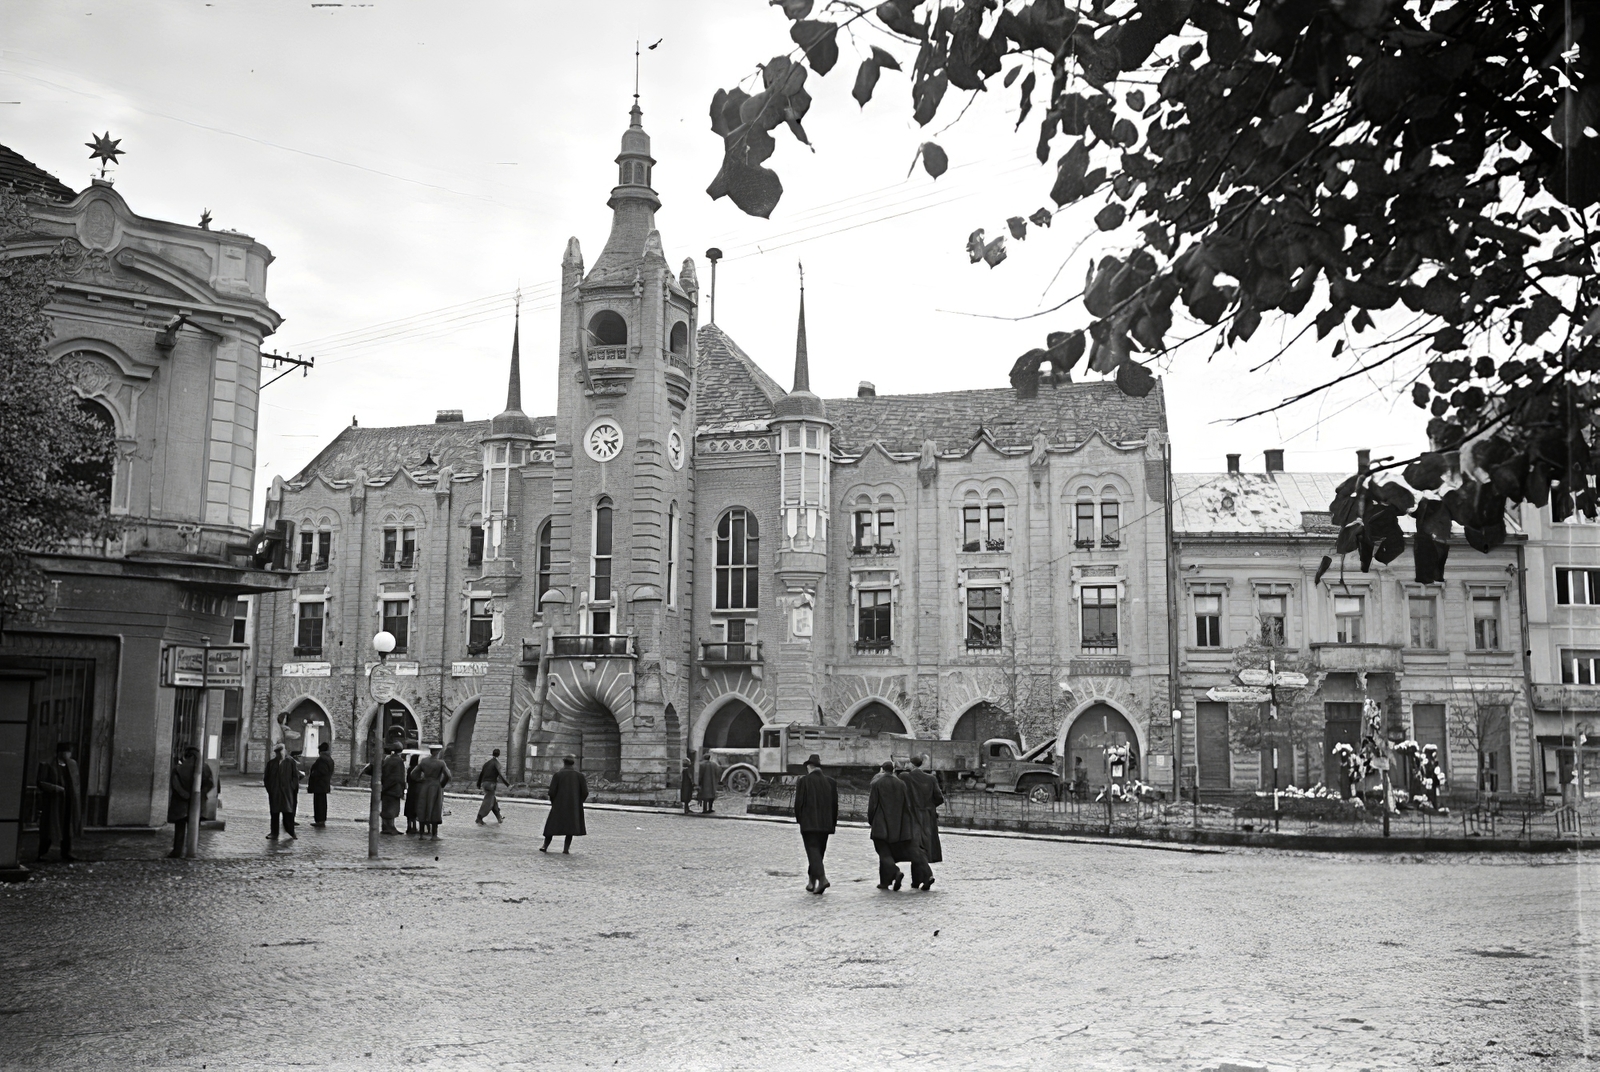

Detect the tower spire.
xmin=792 ymin=262 xmax=810 ymax=393
xmin=506 ymin=289 xmax=522 ymax=412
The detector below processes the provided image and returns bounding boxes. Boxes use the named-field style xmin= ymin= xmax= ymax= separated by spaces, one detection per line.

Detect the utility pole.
xmin=184 ymin=637 xmax=209 ymax=858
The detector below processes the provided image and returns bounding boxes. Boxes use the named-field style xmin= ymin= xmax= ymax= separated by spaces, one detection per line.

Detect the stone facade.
xmin=1 ymin=145 xmax=285 ymax=827
xmin=1173 ymin=463 xmax=1534 ymax=799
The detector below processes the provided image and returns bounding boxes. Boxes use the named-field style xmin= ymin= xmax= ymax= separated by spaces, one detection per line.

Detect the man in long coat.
xmin=793 ymin=753 xmax=838 ymax=894
xmin=307 ymin=742 xmax=336 ymax=828
xmin=541 ymin=754 xmax=588 ymax=853
xmin=476 ymin=748 xmax=508 ymax=824
xmin=867 ymin=760 xmax=915 ymax=890
xmin=412 ymin=743 xmax=451 ymax=839
xmin=696 ymin=752 xmax=720 ymax=814
xmin=898 ymin=755 xmax=944 ymax=890
xmin=167 ymin=746 xmax=213 ymax=858
xmin=379 ymin=745 xmax=406 ymax=834
xmin=264 ymin=743 xmax=300 ymax=840
xmin=679 ymin=754 xmax=696 ymax=815
xmin=36 ymin=741 xmax=83 ymax=862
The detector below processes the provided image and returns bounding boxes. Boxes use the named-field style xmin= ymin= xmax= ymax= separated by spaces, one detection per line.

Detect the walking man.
xmin=166 ymin=746 xmax=213 ymax=858
xmin=696 ymin=751 xmax=720 ymax=815
xmin=899 ymin=755 xmax=944 ymax=890
xmin=264 ymin=743 xmax=299 ymax=840
xmin=413 ymin=743 xmax=451 ymax=840
xmin=36 ymin=741 xmax=83 ymax=863
xmin=867 ymin=760 xmax=915 ymax=891
xmin=793 ymin=753 xmax=837 ymax=894
xmin=307 ymin=742 xmax=335 ymax=828
xmin=541 ymin=754 xmax=587 ymax=853
xmin=476 ymin=748 xmax=508 ymax=824
xmin=380 ymin=744 xmax=406 ymax=834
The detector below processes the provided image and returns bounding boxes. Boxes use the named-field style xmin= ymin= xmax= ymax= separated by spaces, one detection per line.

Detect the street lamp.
xmin=368 ymin=631 xmax=396 ymax=858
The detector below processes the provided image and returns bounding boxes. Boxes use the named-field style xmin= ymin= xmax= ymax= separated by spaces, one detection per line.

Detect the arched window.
xmin=848 ymin=702 xmax=906 ymax=737
xmin=591 ymin=499 xmax=613 ymax=634
xmin=1074 ymin=489 xmax=1095 ymax=546
xmin=588 ymin=310 xmax=628 ymax=347
xmin=65 ymin=398 xmax=114 ymax=505
xmin=951 ymin=702 xmax=1022 ymax=746
xmin=536 ymin=519 xmax=553 ymax=614
xmin=715 ymin=508 xmax=758 ymax=610
xmin=1100 ymin=486 xmax=1121 ymax=546
xmin=669 ymin=321 xmax=689 ymax=355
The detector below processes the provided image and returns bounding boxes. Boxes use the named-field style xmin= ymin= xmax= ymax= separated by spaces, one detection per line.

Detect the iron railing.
xmin=700 ymin=641 xmax=763 ymax=664
xmin=550 ymin=634 xmax=636 ymax=657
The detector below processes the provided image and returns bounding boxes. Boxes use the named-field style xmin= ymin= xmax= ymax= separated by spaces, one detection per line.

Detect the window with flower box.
xmin=468 ymin=597 xmax=493 ymax=654
xmin=966 ymin=587 xmax=1003 ymax=649
xmin=295 ymin=600 xmax=324 ymax=656
xmin=382 ymin=598 xmax=410 ymax=653
xmin=1081 ymin=586 xmax=1118 ymax=653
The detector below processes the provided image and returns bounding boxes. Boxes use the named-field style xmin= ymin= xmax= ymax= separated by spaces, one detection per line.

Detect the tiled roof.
xmin=1172 ymin=472 xmax=1348 ymax=534
xmin=824 ymin=381 xmax=1167 ymax=455
xmin=289 ymin=417 xmax=554 ymax=485
xmin=0 ymin=144 xmax=76 ymax=201
xmin=695 ymin=324 xmax=786 ymax=425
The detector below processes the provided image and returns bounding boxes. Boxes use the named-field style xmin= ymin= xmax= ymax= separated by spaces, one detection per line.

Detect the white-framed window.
xmin=591 ymin=499 xmax=613 ymax=634
xmin=1472 ymin=596 xmax=1502 ymax=650
xmin=1408 ymin=595 xmax=1437 ymax=649
xmin=1561 ymin=649 xmax=1600 ymax=685
xmin=961 ymin=497 xmax=1005 ymax=552
xmin=382 ymin=526 xmax=417 ymax=569
xmin=382 ymin=598 xmax=410 ymax=653
xmin=966 ymin=586 xmax=1003 ymax=649
xmin=1081 ymin=586 xmax=1118 ymax=653
xmin=666 ymin=504 xmax=680 ymax=609
xmin=1100 ymin=488 xmax=1121 ymax=547
xmin=297 ymin=528 xmax=332 ymax=571
xmin=1194 ymin=593 xmax=1222 ymax=647
xmin=468 ymin=597 xmax=494 ymax=652
xmin=1258 ymin=594 xmax=1287 ymax=646
xmin=856 ymin=589 xmax=893 ymax=650
xmin=295 ymin=599 xmax=325 ymax=655
xmin=853 ymin=506 xmax=896 ymax=552
xmin=712 ymin=617 xmax=755 ymax=660
xmin=231 ymin=598 xmax=250 ymax=645
xmin=1074 ymin=499 xmax=1095 ymax=546
xmin=1334 ymin=594 xmax=1364 ymax=643
xmin=1556 ymin=568 xmax=1600 ymax=605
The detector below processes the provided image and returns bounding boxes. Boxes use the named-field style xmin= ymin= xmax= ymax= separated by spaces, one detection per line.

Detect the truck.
xmin=708 ymin=722 xmax=1065 ymax=802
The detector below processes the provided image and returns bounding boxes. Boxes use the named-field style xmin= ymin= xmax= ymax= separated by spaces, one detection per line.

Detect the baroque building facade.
xmin=1 ymin=143 xmax=284 ymax=832
xmin=249 ymin=105 xmax=1178 ymax=792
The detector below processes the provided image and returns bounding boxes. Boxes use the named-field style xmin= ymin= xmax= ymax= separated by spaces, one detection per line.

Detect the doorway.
xmin=1195 ymin=702 xmax=1231 ymax=789
xmin=703 ymin=699 xmax=763 ymax=750
xmin=847 ymin=702 xmax=906 ymax=737
xmin=950 ymin=702 xmax=1022 ymax=747
xmin=1065 ymin=704 xmax=1139 ymax=788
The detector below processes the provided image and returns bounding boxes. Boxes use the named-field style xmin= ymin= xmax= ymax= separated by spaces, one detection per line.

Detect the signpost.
xmin=161 ymin=641 xmax=249 ymax=857
xmin=1206 ymin=685 xmax=1272 ymax=704
xmin=1215 ymin=658 xmax=1310 ymax=833
xmin=1238 ymin=668 xmax=1309 ymax=689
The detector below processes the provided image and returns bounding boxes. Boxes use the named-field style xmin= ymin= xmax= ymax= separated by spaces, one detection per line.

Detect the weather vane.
xmin=85 ymin=132 xmax=124 ymax=178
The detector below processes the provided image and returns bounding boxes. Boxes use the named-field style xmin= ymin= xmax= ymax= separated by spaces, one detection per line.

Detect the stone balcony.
xmin=698 ymin=640 xmax=763 ymax=679
xmin=1309 ymin=643 xmax=1403 ymax=673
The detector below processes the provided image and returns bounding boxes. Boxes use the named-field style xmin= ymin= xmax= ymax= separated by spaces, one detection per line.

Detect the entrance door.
xmin=1066 ymin=704 xmax=1139 ymax=788
xmin=1323 ymin=702 xmax=1363 ymax=788
xmin=303 ymin=724 xmax=320 ymax=755
xmin=1195 ymin=702 xmax=1231 ymax=789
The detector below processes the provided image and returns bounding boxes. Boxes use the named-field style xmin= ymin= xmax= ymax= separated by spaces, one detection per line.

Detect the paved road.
xmin=0 ymin=776 xmax=1590 ymax=1071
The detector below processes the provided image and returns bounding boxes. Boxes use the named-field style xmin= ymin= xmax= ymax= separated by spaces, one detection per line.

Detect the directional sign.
xmin=1207 ymin=685 xmax=1273 ymax=704
xmin=1238 ymin=669 xmax=1310 ymax=688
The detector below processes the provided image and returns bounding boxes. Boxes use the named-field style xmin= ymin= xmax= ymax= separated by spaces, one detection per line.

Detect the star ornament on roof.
xmin=85 ymin=131 xmax=124 ymax=177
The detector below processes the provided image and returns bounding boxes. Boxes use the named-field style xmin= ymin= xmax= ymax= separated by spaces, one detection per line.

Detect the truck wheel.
xmin=1025 ymin=782 xmax=1054 ymax=806
xmin=725 ymin=767 xmax=757 ymax=796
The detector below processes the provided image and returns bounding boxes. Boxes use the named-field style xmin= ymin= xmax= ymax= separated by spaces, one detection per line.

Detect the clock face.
xmin=667 ymin=428 xmax=684 ymax=470
xmin=585 ymin=420 xmax=624 ymax=462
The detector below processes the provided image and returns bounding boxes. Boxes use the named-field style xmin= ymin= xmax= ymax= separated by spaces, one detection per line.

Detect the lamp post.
xmin=368 ymin=630 xmax=397 ymax=859
xmin=1170 ymin=706 xmax=1183 ymax=805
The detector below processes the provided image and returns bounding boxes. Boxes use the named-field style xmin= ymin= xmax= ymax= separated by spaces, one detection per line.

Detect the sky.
xmin=3 ymin=0 xmax=1432 ymax=519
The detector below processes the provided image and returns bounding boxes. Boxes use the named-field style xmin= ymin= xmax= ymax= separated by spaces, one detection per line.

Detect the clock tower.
xmin=537 ymin=99 xmax=699 ymax=789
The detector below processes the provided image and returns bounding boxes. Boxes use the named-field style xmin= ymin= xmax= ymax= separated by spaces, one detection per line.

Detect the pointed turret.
xmin=792 ymin=284 xmax=810 ymax=393
xmin=774 ymin=266 xmax=826 ymax=420
xmin=489 ymin=300 xmax=536 ymax=437
xmin=591 ymin=103 xmax=661 ymax=280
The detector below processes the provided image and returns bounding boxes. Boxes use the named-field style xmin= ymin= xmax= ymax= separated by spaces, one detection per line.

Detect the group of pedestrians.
xmin=678 ymin=752 xmax=720 ymax=815
xmin=789 ymin=752 xmax=944 ymax=894
xmin=370 ymin=742 xmax=453 ymax=838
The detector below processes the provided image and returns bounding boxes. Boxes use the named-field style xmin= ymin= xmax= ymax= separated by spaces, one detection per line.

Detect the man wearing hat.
xmin=867 ymin=760 xmax=915 ymax=890
xmin=36 ymin=741 xmax=83 ymax=863
xmin=167 ymin=745 xmax=213 ymax=858
xmin=541 ymin=754 xmax=588 ymax=853
xmin=307 ymin=741 xmax=336 ymax=828
xmin=792 ymin=754 xmax=838 ymax=894
xmin=264 ymin=743 xmax=299 ymax=840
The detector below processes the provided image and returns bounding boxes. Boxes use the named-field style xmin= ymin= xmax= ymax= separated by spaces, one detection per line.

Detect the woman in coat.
xmin=696 ymin=752 xmax=720 ymax=814
xmin=403 ymin=753 xmax=421 ymax=834
xmin=412 ymin=744 xmax=451 ymax=839
xmin=679 ymin=754 xmax=696 ymax=815
xmin=541 ymin=754 xmax=588 ymax=853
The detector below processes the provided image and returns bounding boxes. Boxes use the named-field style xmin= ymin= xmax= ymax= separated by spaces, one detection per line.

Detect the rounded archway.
xmin=950 ymin=702 xmax=1022 ymax=747
xmin=445 ymin=698 xmax=479 ymax=776
xmin=669 ymin=321 xmax=689 ymax=355
xmin=847 ymin=701 xmax=908 ymax=737
xmin=545 ymin=705 xmax=622 ymax=782
xmin=1064 ymin=703 xmax=1140 ymax=788
xmin=279 ymin=698 xmax=331 ymax=755
xmin=588 ymin=310 xmax=628 ymax=347
xmin=702 ymin=699 xmax=763 ymax=750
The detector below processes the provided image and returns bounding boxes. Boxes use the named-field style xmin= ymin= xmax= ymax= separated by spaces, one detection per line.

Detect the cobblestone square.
xmin=0 ymin=778 xmax=1589 ymax=1071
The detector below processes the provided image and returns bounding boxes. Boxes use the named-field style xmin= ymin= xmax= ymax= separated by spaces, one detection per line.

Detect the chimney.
xmin=1264 ymin=448 xmax=1284 ymax=473
xmin=435 ymin=409 xmax=464 ymax=423
xmin=858 ymin=381 xmax=876 ymax=398
xmin=1356 ymin=448 xmax=1371 ymax=473
xmin=1226 ymin=453 xmax=1241 ymax=474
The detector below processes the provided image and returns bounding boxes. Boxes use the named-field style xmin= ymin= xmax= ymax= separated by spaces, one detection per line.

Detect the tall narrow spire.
xmin=793 ymin=262 xmax=810 ymax=393
xmin=506 ymin=289 xmax=522 ymax=412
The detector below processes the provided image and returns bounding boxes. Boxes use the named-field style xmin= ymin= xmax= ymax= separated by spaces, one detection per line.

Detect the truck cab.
xmin=978 ymin=738 xmax=1064 ymax=802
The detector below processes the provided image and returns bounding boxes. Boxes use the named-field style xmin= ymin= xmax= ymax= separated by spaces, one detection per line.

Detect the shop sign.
xmin=452 ymin=662 xmax=489 ymax=677
xmin=282 ymin=662 xmax=332 ymax=678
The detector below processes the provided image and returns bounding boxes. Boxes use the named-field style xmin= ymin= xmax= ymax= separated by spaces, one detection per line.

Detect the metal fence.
xmin=754 ymin=783 xmax=1590 ymax=845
